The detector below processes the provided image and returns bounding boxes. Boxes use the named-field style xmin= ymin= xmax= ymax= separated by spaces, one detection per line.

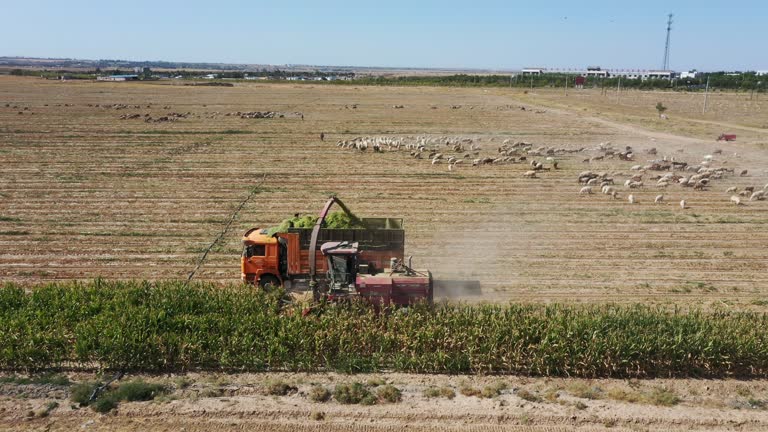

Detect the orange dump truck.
xmin=241 ymin=218 xmax=406 ymax=291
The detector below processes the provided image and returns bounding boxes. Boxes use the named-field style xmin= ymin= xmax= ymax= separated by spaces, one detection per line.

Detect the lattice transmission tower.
xmin=662 ymin=14 xmax=673 ymax=70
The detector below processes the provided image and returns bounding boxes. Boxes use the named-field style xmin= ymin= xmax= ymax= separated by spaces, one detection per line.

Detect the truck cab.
xmin=241 ymin=228 xmax=285 ymax=287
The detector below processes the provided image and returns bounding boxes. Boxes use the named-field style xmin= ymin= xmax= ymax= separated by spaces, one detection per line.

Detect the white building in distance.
xmin=521 ymin=68 xmax=545 ymax=75
xmin=679 ymin=70 xmax=700 ymax=79
xmin=520 ymin=66 xmax=677 ymax=80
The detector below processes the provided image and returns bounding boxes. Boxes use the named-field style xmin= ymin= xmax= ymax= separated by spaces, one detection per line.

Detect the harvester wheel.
xmin=258 ymin=275 xmax=281 ymax=291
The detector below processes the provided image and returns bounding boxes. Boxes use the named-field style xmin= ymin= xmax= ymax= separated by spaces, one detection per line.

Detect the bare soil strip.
xmin=2 ymin=373 xmax=768 ymax=432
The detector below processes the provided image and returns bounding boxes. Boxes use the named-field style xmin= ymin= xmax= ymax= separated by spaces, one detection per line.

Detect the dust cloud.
xmin=419 ymin=202 xmax=547 ymax=303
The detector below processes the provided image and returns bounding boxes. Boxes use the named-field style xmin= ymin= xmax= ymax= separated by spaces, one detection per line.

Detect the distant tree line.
xmin=9 ymin=69 xmax=96 ymax=80
xmin=5 ymin=68 xmax=765 ymax=92
xmin=6 ymin=68 xmax=355 ymax=80
xmin=207 ymin=69 xmax=356 ymax=79
xmin=330 ymin=72 xmax=766 ymax=92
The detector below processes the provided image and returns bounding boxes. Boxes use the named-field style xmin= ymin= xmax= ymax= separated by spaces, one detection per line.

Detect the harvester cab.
xmin=320 ymin=241 xmax=360 ymax=294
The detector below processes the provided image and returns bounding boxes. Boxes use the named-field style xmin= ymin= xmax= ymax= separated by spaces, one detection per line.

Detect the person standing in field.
xmin=320 ymin=132 xmax=325 ymax=141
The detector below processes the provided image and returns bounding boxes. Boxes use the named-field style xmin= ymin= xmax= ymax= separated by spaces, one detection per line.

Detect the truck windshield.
xmin=243 ymin=244 xmax=266 ymax=257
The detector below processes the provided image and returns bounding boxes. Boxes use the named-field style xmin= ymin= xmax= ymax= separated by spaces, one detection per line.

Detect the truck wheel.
xmin=258 ymin=275 xmax=281 ymax=291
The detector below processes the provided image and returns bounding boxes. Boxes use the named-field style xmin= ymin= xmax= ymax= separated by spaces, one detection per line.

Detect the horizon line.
xmin=1 ymin=55 xmax=765 ymax=74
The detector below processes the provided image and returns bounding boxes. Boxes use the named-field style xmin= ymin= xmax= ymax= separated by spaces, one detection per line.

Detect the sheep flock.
xmin=330 ymin=134 xmax=765 ymax=209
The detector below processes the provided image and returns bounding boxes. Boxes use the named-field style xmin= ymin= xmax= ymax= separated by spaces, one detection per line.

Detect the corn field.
xmin=1 ymin=280 xmax=767 ymax=377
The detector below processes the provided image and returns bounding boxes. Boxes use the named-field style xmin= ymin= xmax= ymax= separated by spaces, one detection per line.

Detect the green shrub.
xmin=199 ymin=387 xmax=224 ymax=398
xmin=264 ymin=379 xmax=297 ymax=396
xmin=71 ymin=379 xmax=165 ymax=413
xmin=567 ymin=382 xmax=602 ymax=400
xmin=36 ymin=401 xmax=59 ymax=418
xmin=0 ymin=373 xmax=70 ymax=386
xmin=647 ymin=387 xmax=680 ymax=406
xmin=516 ymin=389 xmax=541 ymax=403
xmin=366 ymin=377 xmax=386 ymax=387
xmin=376 ymin=384 xmax=402 ymax=403
xmin=114 ymin=380 xmax=165 ymax=402
xmin=334 ymin=383 xmax=371 ymax=404
xmin=91 ymin=395 xmax=118 ymax=413
xmin=424 ymin=386 xmax=455 ymax=399
xmin=481 ymin=381 xmax=508 ymax=398
xmin=70 ymin=381 xmax=100 ymax=405
xmin=606 ymin=387 xmax=642 ymax=403
xmin=309 ymin=385 xmax=331 ymax=402
xmin=173 ymin=376 xmax=193 ymax=389
xmin=459 ymin=382 xmax=481 ymax=397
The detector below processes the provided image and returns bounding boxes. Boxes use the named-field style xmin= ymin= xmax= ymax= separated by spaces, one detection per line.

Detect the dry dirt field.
xmin=2 ymin=76 xmax=768 ymax=308
xmin=2 ymin=76 xmax=768 ymax=430
xmin=2 ymin=372 xmax=768 ymax=432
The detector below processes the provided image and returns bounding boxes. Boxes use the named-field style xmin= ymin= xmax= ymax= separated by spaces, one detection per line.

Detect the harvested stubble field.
xmin=2 ymin=75 xmax=768 ymax=431
xmin=1 ymin=76 xmax=768 ymax=309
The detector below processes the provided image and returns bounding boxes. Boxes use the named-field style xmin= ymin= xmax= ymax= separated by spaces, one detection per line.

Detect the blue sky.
xmin=1 ymin=1 xmax=765 ymax=71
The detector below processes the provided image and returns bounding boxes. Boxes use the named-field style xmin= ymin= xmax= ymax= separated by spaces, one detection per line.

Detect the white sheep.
xmin=579 ymin=186 xmax=593 ymax=195
xmin=749 ymin=190 xmax=765 ymax=201
xmin=655 ymin=195 xmax=664 ymax=204
xmin=726 ymin=186 xmax=737 ymax=193
xmin=680 ymin=199 xmax=687 ymax=209
xmin=730 ymin=195 xmax=743 ymax=206
xmin=628 ymin=194 xmax=635 ymax=204
xmin=523 ymin=170 xmax=537 ymax=178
